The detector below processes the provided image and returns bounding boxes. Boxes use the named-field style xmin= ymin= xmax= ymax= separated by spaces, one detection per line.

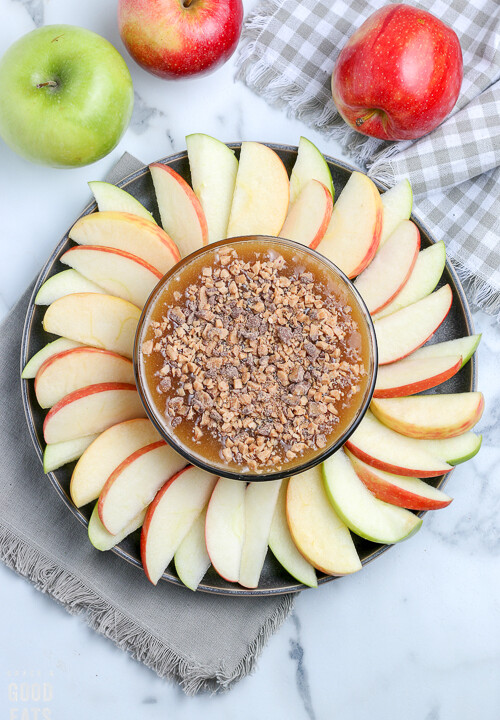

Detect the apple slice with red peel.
xmin=98 ymin=441 xmax=186 ymax=535
xmin=35 ymin=269 xmax=105 ymax=306
xmin=346 ymin=450 xmax=452 ymax=510
xmin=316 ymin=171 xmax=382 ymax=278
xmin=43 ymin=382 xmax=146 ymax=444
xmin=279 ymin=180 xmax=333 ymax=249
xmin=71 ymin=418 xmax=161 ymax=508
xmin=408 ymin=334 xmax=481 ymax=369
xmin=149 ymin=163 xmax=208 ymax=257
xmin=88 ymin=181 xmax=156 ymax=223
xmin=379 ymin=179 xmax=413 ymax=246
xmin=374 ymin=285 xmax=453 ymax=365
xmin=69 ymin=211 xmax=180 ymax=274
xmin=289 ymin=136 xmax=334 ymax=205
xmin=422 ymin=432 xmax=482 ymax=465
xmin=43 ymin=293 xmax=141 ymax=359
xmin=205 ymin=478 xmax=246 ymax=583
xmin=35 ymin=347 xmax=134 ymax=409
xmin=88 ymin=503 xmax=146 ymax=551
xmin=22 ymin=338 xmax=83 ymax=379
xmin=354 ymin=220 xmax=420 ymax=314
xmin=345 ymin=411 xmax=452 ymax=477
xmin=287 ymin=466 xmax=361 ymax=576
xmin=268 ymin=479 xmax=317 ymax=588
xmin=226 ymin=142 xmax=289 ymax=238
xmin=239 ymin=480 xmax=282 ymax=589
xmin=174 ymin=508 xmax=211 ymax=591
xmin=141 ymin=466 xmax=218 ymax=585
xmin=43 ymin=434 xmax=100 ymax=474
xmin=374 ymin=354 xmax=463 ymax=398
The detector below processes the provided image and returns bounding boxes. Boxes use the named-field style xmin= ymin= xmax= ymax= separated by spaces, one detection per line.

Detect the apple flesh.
xmin=205 ymin=478 xmax=246 ymax=583
xmin=174 ymin=508 xmax=211 ymax=591
xmin=422 ymin=432 xmax=482 ymax=466
xmin=22 ymin=338 xmax=82 ymax=379
xmin=239 ymin=480 xmax=282 ymax=589
xmin=43 ymin=434 xmax=99 ymax=474
xmin=279 ymin=180 xmax=333 ymax=249
xmin=408 ymin=334 xmax=481 ymax=368
xmin=374 ymin=354 xmax=463 ymax=398
xmin=88 ymin=503 xmax=146 ymax=552
xmin=379 ymin=180 xmax=413 ymax=246
xmin=35 ymin=270 xmax=105 ymax=306
xmin=88 ymin=181 xmax=156 ymax=223
xmin=289 ymin=136 xmax=334 ymax=205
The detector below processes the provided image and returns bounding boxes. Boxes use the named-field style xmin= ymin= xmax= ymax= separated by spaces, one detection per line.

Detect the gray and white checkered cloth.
xmin=237 ymin=0 xmax=500 ymax=316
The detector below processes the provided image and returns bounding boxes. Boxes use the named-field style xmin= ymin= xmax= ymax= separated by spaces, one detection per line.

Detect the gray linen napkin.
xmin=0 ymin=154 xmax=294 ymax=695
xmin=237 ymin=0 xmax=500 ymax=316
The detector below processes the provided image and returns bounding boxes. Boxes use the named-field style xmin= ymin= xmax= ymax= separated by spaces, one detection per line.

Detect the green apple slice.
xmin=239 ymin=479 xmax=282 ymax=589
xmin=289 ymin=136 xmax=334 ymax=204
xmin=35 ymin=269 xmax=106 ymax=306
xmin=174 ymin=507 xmax=211 ymax=591
xmin=88 ymin=503 xmax=146 ymax=551
xmin=422 ymin=432 xmax=482 ymax=465
xmin=409 ymin=334 xmax=481 ymax=369
xmin=379 ymin=179 xmax=413 ymax=246
xmin=43 ymin=434 xmax=99 ymax=473
xmin=323 ymin=450 xmax=422 ymax=544
xmin=186 ymin=133 xmax=238 ymax=244
xmin=22 ymin=338 xmax=83 ymax=379
xmin=88 ymin=181 xmax=156 ymax=223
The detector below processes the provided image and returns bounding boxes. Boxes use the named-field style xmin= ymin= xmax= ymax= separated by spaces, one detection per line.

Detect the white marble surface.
xmin=1 ymin=0 xmax=499 ymax=717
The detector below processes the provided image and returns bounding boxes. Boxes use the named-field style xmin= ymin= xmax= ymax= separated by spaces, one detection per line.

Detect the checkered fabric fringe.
xmin=237 ymin=0 xmax=500 ymax=317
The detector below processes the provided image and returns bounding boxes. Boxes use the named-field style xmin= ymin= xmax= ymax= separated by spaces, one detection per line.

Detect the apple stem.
xmin=182 ymin=0 xmax=193 ymax=6
xmin=36 ymin=80 xmax=58 ymax=89
xmin=356 ymin=110 xmax=378 ymax=127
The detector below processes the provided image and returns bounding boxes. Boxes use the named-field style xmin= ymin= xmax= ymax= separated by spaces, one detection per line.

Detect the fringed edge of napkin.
xmin=452 ymin=261 xmax=500 ymax=319
xmin=0 ymin=523 xmax=294 ymax=695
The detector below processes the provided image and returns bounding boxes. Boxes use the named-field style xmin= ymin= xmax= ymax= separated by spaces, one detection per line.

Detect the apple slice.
xmin=35 ymin=347 xmax=134 ymax=409
xmin=226 ymin=141 xmax=289 ymax=238
xmin=43 ymin=293 xmax=141 ymax=359
xmin=408 ymin=334 xmax=481 ymax=368
xmin=69 ymin=211 xmax=180 ymax=274
xmin=422 ymin=432 xmax=482 ymax=465
xmin=371 ymin=393 xmax=484 ymax=439
xmin=141 ymin=466 xmax=218 ymax=585
xmin=345 ymin=411 xmax=452 ymax=477
xmin=186 ymin=133 xmax=238 ymax=244
xmin=287 ymin=466 xmax=361 ymax=575
xmin=98 ymin=441 xmax=186 ymax=535
xmin=354 ymin=220 xmax=420 ymax=314
xmin=239 ymin=480 xmax=282 ymax=589
xmin=22 ymin=338 xmax=83 ymax=379
xmin=316 ymin=171 xmax=382 ymax=278
xmin=279 ymin=180 xmax=333 ymax=249
xmin=289 ymin=136 xmax=334 ymax=205
xmin=268 ymin=479 xmax=317 ymax=588
xmin=346 ymin=450 xmax=452 ymax=510
xmin=43 ymin=383 xmax=146 ymax=444
xmin=149 ymin=163 xmax=208 ymax=257
xmin=373 ymin=241 xmax=446 ymax=319
xmin=174 ymin=508 xmax=211 ymax=591
xmin=205 ymin=477 xmax=246 ymax=583
xmin=379 ymin=179 xmax=413 ymax=246
xmin=71 ymin=418 xmax=161 ymax=508
xmin=43 ymin=434 xmax=100 ymax=473
xmin=35 ymin=269 xmax=105 ymax=305
xmin=88 ymin=181 xmax=156 ymax=223
xmin=88 ymin=503 xmax=146 ymax=551
xmin=374 ymin=354 xmax=463 ymax=398
xmin=374 ymin=285 xmax=453 ymax=365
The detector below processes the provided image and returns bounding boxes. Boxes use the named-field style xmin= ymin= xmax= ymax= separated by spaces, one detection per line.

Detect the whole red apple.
xmin=331 ymin=4 xmax=463 ymax=141
xmin=118 ymin=0 xmax=243 ymax=79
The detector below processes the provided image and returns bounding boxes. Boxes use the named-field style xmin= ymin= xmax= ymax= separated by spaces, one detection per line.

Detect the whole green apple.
xmin=0 ymin=25 xmax=134 ymax=167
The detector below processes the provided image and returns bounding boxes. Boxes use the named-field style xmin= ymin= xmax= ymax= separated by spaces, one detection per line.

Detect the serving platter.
xmin=20 ymin=143 xmax=477 ymax=596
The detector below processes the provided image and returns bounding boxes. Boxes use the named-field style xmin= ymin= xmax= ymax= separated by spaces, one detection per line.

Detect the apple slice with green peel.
xmin=345 ymin=411 xmax=453 ymax=477
xmin=141 ymin=466 xmax=218 ymax=585
xmin=88 ymin=181 xmax=156 ymax=223
xmin=316 ymin=171 xmax=382 ymax=278
xmin=205 ymin=477 xmax=246 ymax=583
xmin=379 ymin=179 xmax=413 ymax=246
xmin=239 ymin=479 xmax=282 ymax=589
xmin=268 ymin=479 xmax=317 ymax=588
xmin=71 ymin=418 xmax=161 ymax=508
xmin=354 ymin=220 xmax=420 ymax=314
xmin=43 ymin=434 xmax=100 ymax=474
xmin=88 ymin=503 xmax=146 ymax=551
xmin=422 ymin=432 xmax=482 ymax=465
xmin=289 ymin=136 xmax=334 ymax=205
xmin=69 ymin=211 xmax=180 ymax=275
xmin=371 ymin=392 xmax=484 ymax=439
xmin=226 ymin=141 xmax=290 ymax=238
xmin=279 ymin=180 xmax=333 ymax=249
xmin=186 ymin=133 xmax=238 ymax=244
xmin=323 ymin=450 xmax=422 ymax=544
xmin=374 ymin=354 xmax=463 ymax=398
xmin=98 ymin=441 xmax=186 ymax=535
xmin=174 ymin=508 xmax=211 ymax=591
xmin=346 ymin=450 xmax=452 ymax=510
xmin=408 ymin=334 xmax=481 ymax=369
xmin=373 ymin=241 xmax=446 ymax=320
xmin=35 ymin=269 xmax=105 ymax=306
xmin=35 ymin=347 xmax=134 ymax=409
xmin=43 ymin=293 xmax=141 ymax=359
xmin=149 ymin=163 xmax=208 ymax=257
xmin=287 ymin=466 xmax=361 ymax=575
xmin=375 ymin=285 xmax=453 ymax=365
xmin=22 ymin=338 xmax=83 ymax=379
xmin=43 ymin=382 xmax=146 ymax=444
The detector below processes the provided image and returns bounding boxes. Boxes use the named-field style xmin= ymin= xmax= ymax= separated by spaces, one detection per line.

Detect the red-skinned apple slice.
xmin=88 ymin=503 xmax=147 ymax=551
xmin=43 ymin=383 xmax=146 ymax=444
xmin=279 ymin=180 xmax=333 ymax=249
xmin=374 ymin=285 xmax=453 ymax=365
xmin=374 ymin=354 xmax=463 ymax=398
xmin=149 ymin=163 xmax=208 ymax=257
xmin=205 ymin=478 xmax=246 ymax=583
xmin=316 ymin=171 xmax=382 ymax=278
xmin=379 ymin=179 xmax=413 ymax=246
xmin=239 ymin=480 xmax=282 ymax=589
xmin=35 ymin=269 xmax=105 ymax=305
xmin=70 ymin=418 xmax=161 ymax=508
xmin=141 ymin=466 xmax=218 ymax=585
xmin=98 ymin=441 xmax=186 ymax=535
xmin=174 ymin=508 xmax=211 ymax=592
xmin=43 ymin=434 xmax=100 ymax=474
xmin=22 ymin=338 xmax=83 ymax=379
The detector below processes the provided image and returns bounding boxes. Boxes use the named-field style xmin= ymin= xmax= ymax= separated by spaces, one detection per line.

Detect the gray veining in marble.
xmin=13 ymin=0 xmax=44 ymax=26
xmin=289 ymin=614 xmax=316 ymax=720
